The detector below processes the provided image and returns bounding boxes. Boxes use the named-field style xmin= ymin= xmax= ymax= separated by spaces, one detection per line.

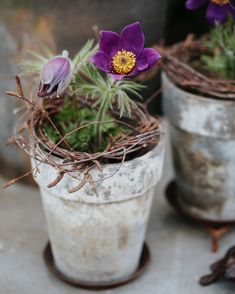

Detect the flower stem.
xmin=95 ymin=97 xmax=108 ymax=149
xmin=95 ymin=81 xmax=114 ymax=148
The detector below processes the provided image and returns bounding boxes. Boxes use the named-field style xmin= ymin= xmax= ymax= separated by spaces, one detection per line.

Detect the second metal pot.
xmin=162 ymin=72 xmax=235 ymax=223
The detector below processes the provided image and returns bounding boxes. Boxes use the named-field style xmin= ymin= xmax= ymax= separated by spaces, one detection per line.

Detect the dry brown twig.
xmin=3 ymin=76 xmax=162 ymax=191
xmin=154 ymin=36 xmax=235 ymax=99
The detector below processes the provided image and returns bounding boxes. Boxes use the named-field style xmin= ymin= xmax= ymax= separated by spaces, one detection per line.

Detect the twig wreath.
xmin=158 ymin=1 xmax=235 ymax=99
xmin=4 ymin=22 xmax=162 ymax=192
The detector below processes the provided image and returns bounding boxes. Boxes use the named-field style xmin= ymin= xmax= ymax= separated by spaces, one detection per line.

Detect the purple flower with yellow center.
xmin=91 ymin=22 xmax=161 ymax=80
xmin=38 ymin=50 xmax=72 ymax=98
xmin=186 ymin=0 xmax=235 ymax=23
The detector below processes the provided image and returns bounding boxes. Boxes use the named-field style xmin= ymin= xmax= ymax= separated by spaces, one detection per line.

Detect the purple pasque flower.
xmin=91 ymin=22 xmax=161 ymax=80
xmin=38 ymin=50 xmax=72 ymax=98
xmin=186 ymin=0 xmax=235 ymax=24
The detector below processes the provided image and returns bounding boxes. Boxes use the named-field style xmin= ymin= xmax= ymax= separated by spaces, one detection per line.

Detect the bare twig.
xmin=158 ymin=37 xmax=235 ymax=99
xmin=3 ymin=78 xmax=162 ymax=191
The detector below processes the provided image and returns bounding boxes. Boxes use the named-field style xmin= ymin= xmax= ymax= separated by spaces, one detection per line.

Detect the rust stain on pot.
xmin=83 ymin=184 xmax=99 ymax=197
xmin=131 ymin=194 xmax=151 ymax=217
xmin=59 ymin=197 xmax=72 ymax=206
xmin=82 ymin=236 xmax=97 ymax=259
xmin=104 ymin=190 xmax=111 ymax=200
xmin=162 ymin=73 xmax=235 ymax=221
xmin=179 ymin=190 xmax=225 ymax=212
xmin=118 ymin=226 xmax=129 ymax=250
xmin=174 ymin=141 xmax=224 ymax=190
xmin=172 ymin=129 xmax=227 ymax=211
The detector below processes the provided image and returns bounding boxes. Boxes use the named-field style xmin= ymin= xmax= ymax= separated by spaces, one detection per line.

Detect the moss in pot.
xmin=4 ymin=22 xmax=165 ymax=286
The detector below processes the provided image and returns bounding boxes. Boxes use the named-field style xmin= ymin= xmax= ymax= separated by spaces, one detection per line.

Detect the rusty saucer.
xmin=43 ymin=241 xmax=150 ymax=290
xmin=165 ymin=181 xmax=235 ymax=252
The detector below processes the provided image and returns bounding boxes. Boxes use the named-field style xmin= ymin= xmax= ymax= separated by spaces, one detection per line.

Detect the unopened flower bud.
xmin=38 ymin=50 xmax=72 ymax=98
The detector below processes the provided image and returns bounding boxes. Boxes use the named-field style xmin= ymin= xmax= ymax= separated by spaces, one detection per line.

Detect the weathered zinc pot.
xmin=162 ymin=72 xmax=235 ymax=223
xmin=31 ymin=132 xmax=165 ymax=284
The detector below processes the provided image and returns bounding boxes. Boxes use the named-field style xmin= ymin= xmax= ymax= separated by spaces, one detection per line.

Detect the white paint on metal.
xmin=163 ymin=72 xmax=235 ymax=222
xmin=31 ymin=131 xmax=165 ymax=282
xmin=162 ymin=73 xmax=235 ymax=139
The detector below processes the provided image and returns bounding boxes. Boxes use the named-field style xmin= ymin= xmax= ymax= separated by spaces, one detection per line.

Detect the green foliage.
xmin=72 ymin=39 xmax=98 ymax=73
xmin=72 ymin=63 xmax=145 ymax=146
xmin=20 ymin=47 xmax=53 ymax=74
xmin=63 ymin=122 xmax=93 ymax=151
xmin=44 ymin=96 xmax=126 ymax=153
xmin=20 ymin=37 xmax=145 ymax=153
xmin=202 ymin=17 xmax=235 ymax=79
xmin=44 ymin=124 xmax=58 ymax=144
xmin=20 ymin=39 xmax=97 ymax=76
xmin=56 ymin=96 xmax=80 ymax=122
xmin=74 ymin=63 xmax=145 ymax=118
xmin=201 ymin=54 xmax=230 ymax=78
xmin=207 ymin=17 xmax=235 ymax=53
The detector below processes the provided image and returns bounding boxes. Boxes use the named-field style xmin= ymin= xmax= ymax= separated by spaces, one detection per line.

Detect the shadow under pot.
xmin=31 ymin=129 xmax=165 ymax=286
xmin=162 ymin=72 xmax=235 ymax=224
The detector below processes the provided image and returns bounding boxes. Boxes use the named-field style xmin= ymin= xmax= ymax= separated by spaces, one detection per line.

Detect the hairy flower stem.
xmin=95 ymin=106 xmax=105 ymax=148
xmin=95 ymin=81 xmax=114 ymax=148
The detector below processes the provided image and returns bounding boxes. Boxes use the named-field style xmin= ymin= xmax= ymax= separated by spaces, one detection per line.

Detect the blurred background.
xmin=0 ymin=0 xmax=209 ymax=183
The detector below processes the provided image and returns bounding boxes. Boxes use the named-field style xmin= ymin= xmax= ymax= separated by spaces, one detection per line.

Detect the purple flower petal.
xmin=57 ymin=69 xmax=73 ymax=96
xmin=92 ymin=22 xmax=161 ymax=79
xmin=48 ymin=58 xmax=71 ymax=92
xmin=186 ymin=0 xmax=207 ymax=10
xmin=119 ymin=22 xmax=144 ymax=57
xmin=109 ymin=73 xmax=125 ymax=81
xmin=39 ymin=54 xmax=72 ymax=98
xmin=40 ymin=57 xmax=67 ymax=84
xmin=91 ymin=51 xmax=112 ymax=72
xmin=99 ymin=30 xmax=120 ymax=57
xmin=206 ymin=2 xmax=229 ymax=23
xmin=126 ymin=67 xmax=139 ymax=77
xmin=136 ymin=48 xmax=161 ymax=72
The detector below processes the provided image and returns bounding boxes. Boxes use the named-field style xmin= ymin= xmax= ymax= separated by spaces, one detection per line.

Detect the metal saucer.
xmin=165 ymin=181 xmax=235 ymax=252
xmin=43 ymin=241 xmax=150 ymax=290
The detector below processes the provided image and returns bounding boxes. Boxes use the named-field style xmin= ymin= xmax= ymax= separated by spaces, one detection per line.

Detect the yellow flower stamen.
xmin=112 ymin=50 xmax=136 ymax=74
xmin=211 ymin=0 xmax=229 ymax=5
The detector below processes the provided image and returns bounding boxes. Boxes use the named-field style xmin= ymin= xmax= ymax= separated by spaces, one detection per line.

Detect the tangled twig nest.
xmin=4 ymin=76 xmax=162 ymax=191
xmin=155 ymin=35 xmax=235 ymax=99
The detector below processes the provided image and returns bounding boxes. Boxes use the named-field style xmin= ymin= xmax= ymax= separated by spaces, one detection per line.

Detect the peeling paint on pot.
xmin=31 ymin=130 xmax=165 ymax=283
xmin=162 ymin=73 xmax=235 ymax=222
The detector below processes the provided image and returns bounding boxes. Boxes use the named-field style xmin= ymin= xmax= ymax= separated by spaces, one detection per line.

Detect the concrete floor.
xmin=0 ymin=132 xmax=235 ymax=294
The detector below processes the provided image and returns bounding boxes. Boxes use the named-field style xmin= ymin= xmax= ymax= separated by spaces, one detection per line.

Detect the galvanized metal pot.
xmin=162 ymin=72 xmax=235 ymax=223
xmin=31 ymin=132 xmax=165 ymax=283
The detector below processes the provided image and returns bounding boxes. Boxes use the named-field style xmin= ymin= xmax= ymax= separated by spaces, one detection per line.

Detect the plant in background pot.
xmin=4 ymin=22 xmax=165 ymax=287
xmin=160 ymin=0 xmax=235 ymax=223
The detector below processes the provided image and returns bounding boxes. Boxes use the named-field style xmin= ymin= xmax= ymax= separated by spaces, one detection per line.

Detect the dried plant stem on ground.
xmin=3 ymin=76 xmax=162 ymax=191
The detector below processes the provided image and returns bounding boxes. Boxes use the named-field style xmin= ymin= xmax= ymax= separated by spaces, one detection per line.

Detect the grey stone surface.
xmin=0 ymin=128 xmax=235 ymax=294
